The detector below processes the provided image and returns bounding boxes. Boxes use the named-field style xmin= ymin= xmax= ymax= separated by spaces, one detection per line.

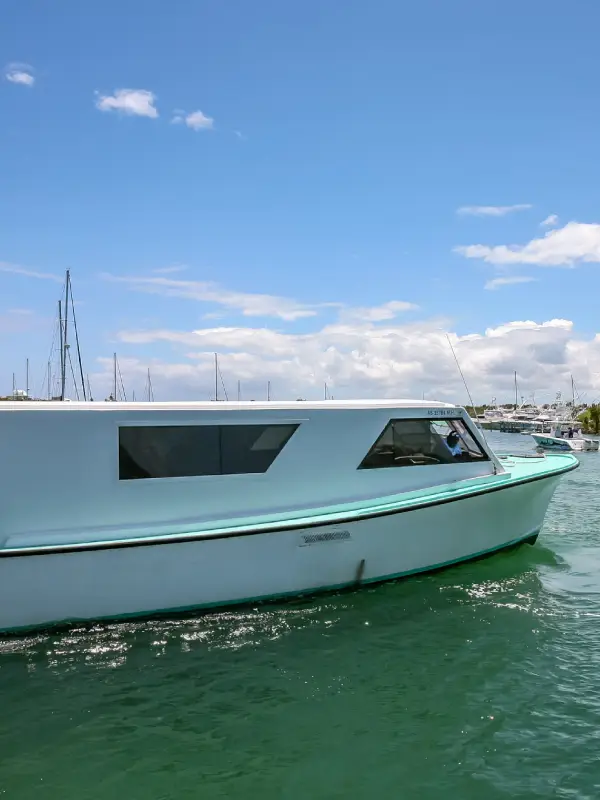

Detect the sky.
xmin=1 ymin=0 xmax=600 ymax=404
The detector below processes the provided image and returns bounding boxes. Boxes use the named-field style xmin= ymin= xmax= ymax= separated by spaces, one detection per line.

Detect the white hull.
xmin=531 ymin=434 xmax=599 ymax=452
xmin=0 ymin=474 xmax=561 ymax=633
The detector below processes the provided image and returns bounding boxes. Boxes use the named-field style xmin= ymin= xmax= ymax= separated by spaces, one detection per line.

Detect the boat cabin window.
xmin=359 ymin=418 xmax=489 ymax=469
xmin=119 ymin=424 xmax=299 ymax=480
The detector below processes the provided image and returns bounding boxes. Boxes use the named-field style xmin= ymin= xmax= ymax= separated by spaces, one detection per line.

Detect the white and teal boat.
xmin=531 ymin=422 xmax=599 ymax=452
xmin=0 ymin=400 xmax=578 ymax=633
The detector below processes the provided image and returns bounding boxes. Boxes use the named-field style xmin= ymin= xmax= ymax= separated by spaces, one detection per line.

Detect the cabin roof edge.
xmin=0 ymin=398 xmax=460 ymax=412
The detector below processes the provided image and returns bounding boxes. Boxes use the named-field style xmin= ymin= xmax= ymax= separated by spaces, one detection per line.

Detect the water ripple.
xmin=1 ymin=432 xmax=600 ymax=798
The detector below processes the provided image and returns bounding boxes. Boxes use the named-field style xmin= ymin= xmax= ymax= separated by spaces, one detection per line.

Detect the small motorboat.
xmin=531 ymin=422 xmax=599 ymax=452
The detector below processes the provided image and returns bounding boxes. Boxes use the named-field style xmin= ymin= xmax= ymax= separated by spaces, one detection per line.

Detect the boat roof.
xmin=0 ymin=399 xmax=459 ymax=413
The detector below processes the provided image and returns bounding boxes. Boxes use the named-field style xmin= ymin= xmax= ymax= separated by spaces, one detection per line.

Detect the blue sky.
xmin=1 ymin=0 xmax=600 ymax=402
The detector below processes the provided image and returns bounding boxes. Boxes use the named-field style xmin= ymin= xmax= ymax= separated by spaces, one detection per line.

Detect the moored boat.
xmin=0 ymin=399 xmax=578 ymax=633
xmin=531 ymin=422 xmax=599 ymax=452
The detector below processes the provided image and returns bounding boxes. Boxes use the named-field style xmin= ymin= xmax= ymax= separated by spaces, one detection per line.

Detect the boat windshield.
xmin=359 ymin=417 xmax=489 ymax=469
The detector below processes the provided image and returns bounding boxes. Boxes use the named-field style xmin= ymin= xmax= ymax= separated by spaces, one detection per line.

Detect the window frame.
xmin=358 ymin=416 xmax=489 ymax=470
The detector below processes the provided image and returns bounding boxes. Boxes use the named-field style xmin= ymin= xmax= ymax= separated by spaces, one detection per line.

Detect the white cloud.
xmin=541 ymin=214 xmax=559 ymax=228
xmin=484 ymin=319 xmax=573 ymax=338
xmin=102 ymin=273 xmax=331 ymax=321
xmin=457 ymin=204 xmax=532 ymax=217
xmin=484 ymin=276 xmax=537 ymax=290
xmin=0 ymin=262 xmax=62 ymax=282
xmin=4 ymin=63 xmax=35 ymax=86
xmin=95 ymin=89 xmax=158 ymax=118
xmin=172 ymin=110 xmax=214 ymax=131
xmin=6 ymin=71 xmax=34 ymax=87
xmin=152 ymin=265 xmax=188 ymax=275
xmin=339 ymin=300 xmax=418 ymax=322
xmin=185 ymin=110 xmax=214 ymax=131
xmin=455 ymin=221 xmax=600 ymax=267
xmin=107 ymin=315 xmax=600 ymax=404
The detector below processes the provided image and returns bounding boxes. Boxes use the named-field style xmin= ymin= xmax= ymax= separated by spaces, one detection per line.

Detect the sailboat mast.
xmin=214 ymin=353 xmax=218 ymax=401
xmin=61 ymin=271 xmax=70 ymax=401
xmin=571 ymin=374 xmax=575 ymax=408
xmin=58 ymin=299 xmax=64 ymax=400
xmin=48 ymin=360 xmax=52 ymax=400
xmin=237 ymin=380 xmax=241 ymax=402
xmin=26 ymin=358 xmax=29 ymax=399
xmin=514 ymin=371 xmax=518 ymax=409
xmin=68 ymin=272 xmax=87 ymax=400
xmin=267 ymin=381 xmax=271 ymax=401
xmin=113 ymin=353 xmax=117 ymax=401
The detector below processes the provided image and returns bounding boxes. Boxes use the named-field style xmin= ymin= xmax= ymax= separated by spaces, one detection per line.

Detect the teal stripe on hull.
xmin=1 ymin=528 xmax=540 ymax=636
xmin=1 ymin=453 xmax=577 ymax=557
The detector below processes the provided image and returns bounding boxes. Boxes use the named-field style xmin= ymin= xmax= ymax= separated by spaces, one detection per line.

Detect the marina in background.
xmin=2 ymin=273 xmax=600 ymax=439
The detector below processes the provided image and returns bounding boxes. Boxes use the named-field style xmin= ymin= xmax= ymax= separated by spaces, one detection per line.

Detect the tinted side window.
xmin=119 ymin=424 xmax=298 ymax=480
xmin=119 ymin=425 xmax=220 ymax=479
xmin=220 ymin=424 xmax=298 ymax=474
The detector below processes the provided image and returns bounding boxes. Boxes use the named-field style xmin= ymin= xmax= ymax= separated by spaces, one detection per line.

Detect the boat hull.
xmin=0 ymin=472 xmax=564 ymax=633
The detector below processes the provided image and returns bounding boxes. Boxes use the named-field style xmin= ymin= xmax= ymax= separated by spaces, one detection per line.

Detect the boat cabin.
xmin=0 ymin=400 xmax=502 ymax=549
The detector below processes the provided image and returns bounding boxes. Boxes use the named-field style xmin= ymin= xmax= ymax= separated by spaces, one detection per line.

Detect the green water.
xmin=1 ymin=433 xmax=599 ymax=799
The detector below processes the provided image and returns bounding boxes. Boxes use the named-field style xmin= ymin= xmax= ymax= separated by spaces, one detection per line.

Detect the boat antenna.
xmin=446 ymin=334 xmax=479 ymax=421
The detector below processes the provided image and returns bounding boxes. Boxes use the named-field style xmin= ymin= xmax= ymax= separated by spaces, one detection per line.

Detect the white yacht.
xmin=0 ymin=400 xmax=578 ymax=633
